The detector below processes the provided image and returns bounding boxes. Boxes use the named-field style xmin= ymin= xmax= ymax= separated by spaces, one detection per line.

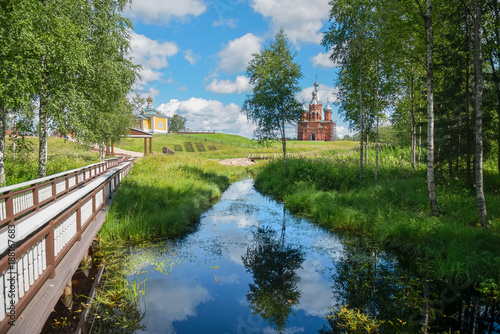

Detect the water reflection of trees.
xmin=320 ymin=236 xmax=500 ymax=333
xmin=322 ymin=236 xmax=422 ymax=333
xmin=242 ymin=225 xmax=304 ymax=333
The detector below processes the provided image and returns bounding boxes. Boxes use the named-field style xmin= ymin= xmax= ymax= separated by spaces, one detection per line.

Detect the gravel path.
xmin=217 ymin=158 xmax=257 ymax=166
xmin=113 ymin=147 xmax=144 ymax=157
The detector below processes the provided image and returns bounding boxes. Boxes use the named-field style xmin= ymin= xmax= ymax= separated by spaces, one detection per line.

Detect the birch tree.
xmin=473 ymin=0 xmax=489 ymax=228
xmin=242 ymin=29 xmax=303 ymax=171
xmin=415 ymin=0 xmax=440 ymax=216
xmin=0 ymin=0 xmax=38 ymax=184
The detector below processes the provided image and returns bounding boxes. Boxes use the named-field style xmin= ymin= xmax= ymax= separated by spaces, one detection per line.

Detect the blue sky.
xmin=125 ymin=0 xmax=353 ymax=138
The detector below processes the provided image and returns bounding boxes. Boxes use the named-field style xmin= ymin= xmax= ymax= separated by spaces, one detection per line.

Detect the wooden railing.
xmin=178 ymin=130 xmax=216 ymax=134
xmin=0 ymin=156 xmax=124 ymax=232
xmin=0 ymin=156 xmax=133 ymax=333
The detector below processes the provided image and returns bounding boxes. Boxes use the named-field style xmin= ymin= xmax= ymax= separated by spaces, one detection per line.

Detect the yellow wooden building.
xmin=133 ymin=97 xmax=168 ymax=134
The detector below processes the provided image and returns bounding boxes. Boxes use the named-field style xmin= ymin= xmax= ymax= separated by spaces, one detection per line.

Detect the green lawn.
xmin=115 ymin=133 xmax=357 ymax=159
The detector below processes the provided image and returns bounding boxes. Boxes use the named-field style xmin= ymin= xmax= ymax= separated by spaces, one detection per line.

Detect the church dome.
xmin=324 ymin=103 xmax=333 ymax=112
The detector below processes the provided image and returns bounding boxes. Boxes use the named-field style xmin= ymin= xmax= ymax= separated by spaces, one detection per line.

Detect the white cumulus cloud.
xmin=336 ymin=126 xmax=356 ymax=139
xmin=218 ymin=33 xmax=262 ymax=74
xmin=157 ymin=98 xmax=256 ymax=138
xmin=312 ymin=51 xmax=337 ymax=68
xmin=124 ymin=0 xmax=207 ymax=25
xmin=184 ymin=49 xmax=201 ymax=65
xmin=206 ymin=76 xmax=253 ymax=94
xmin=213 ymin=18 xmax=239 ymax=28
xmin=297 ymin=83 xmax=338 ymax=105
xmin=250 ymin=0 xmax=330 ymax=45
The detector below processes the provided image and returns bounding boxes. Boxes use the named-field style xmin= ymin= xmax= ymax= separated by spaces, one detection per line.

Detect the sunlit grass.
xmin=3 ymin=136 xmax=99 ymax=185
xmin=98 ymin=154 xmax=254 ymax=243
xmin=114 ymin=134 xmax=358 ymax=160
xmin=255 ymin=146 xmax=500 ymax=284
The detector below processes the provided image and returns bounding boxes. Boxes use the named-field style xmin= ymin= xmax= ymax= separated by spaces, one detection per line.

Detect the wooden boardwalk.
xmin=0 ymin=157 xmax=134 ymax=333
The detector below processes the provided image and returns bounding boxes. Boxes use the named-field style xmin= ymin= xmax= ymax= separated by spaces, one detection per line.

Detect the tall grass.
xmin=254 ymin=148 xmax=500 ymax=284
xmin=3 ymin=136 xmax=99 ymax=185
xmin=99 ymin=154 xmax=253 ymax=243
xmin=93 ymin=154 xmax=254 ymax=330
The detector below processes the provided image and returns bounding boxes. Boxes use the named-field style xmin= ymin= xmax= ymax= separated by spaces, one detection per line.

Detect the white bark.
xmin=0 ymin=105 xmax=6 ymax=185
xmin=38 ymin=96 xmax=48 ymax=178
xmin=474 ymin=0 xmax=489 ymax=228
xmin=425 ymin=0 xmax=439 ymax=216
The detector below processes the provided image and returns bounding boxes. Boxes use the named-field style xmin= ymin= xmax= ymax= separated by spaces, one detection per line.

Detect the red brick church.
xmin=297 ymin=80 xmax=336 ymax=141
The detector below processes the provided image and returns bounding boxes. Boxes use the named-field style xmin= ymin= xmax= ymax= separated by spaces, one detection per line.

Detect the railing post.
xmin=5 ymin=190 xmax=13 ymax=225
xmin=76 ymin=199 xmax=82 ymax=241
xmin=51 ymin=179 xmax=56 ymax=201
xmin=92 ymin=189 xmax=96 ymax=215
xmin=46 ymin=220 xmax=55 ymax=279
xmin=65 ymin=175 xmax=69 ymax=194
xmin=33 ymin=184 xmax=39 ymax=211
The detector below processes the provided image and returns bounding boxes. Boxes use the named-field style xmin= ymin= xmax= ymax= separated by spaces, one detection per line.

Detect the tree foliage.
xmin=323 ymin=0 xmax=499 ymax=224
xmin=0 ymin=0 xmax=138 ymax=181
xmin=168 ymin=114 xmax=187 ymax=133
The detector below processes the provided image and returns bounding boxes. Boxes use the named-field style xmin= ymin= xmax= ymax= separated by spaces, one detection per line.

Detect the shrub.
xmin=208 ymin=146 xmax=217 ymax=151
xmin=195 ymin=142 xmax=206 ymax=152
xmin=174 ymin=144 xmax=183 ymax=151
xmin=184 ymin=142 xmax=194 ymax=152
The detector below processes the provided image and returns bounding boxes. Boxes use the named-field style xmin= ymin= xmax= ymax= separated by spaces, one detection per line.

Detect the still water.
xmin=117 ymin=179 xmax=498 ymax=334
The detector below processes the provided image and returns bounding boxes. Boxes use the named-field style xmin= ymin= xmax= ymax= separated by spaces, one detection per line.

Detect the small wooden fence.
xmin=0 ymin=156 xmax=134 ymax=333
xmin=178 ymin=130 xmax=215 ymax=134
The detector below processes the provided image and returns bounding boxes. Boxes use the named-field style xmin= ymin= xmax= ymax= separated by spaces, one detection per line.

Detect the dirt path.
xmin=112 ymin=147 xmax=257 ymax=166
xmin=113 ymin=147 xmax=144 ymax=158
xmin=217 ymin=158 xmax=258 ymax=166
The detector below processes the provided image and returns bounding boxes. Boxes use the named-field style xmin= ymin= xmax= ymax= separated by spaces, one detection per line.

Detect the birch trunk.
xmin=421 ymin=279 xmax=430 ymax=334
xmin=473 ymin=0 xmax=489 ymax=228
xmin=359 ymin=46 xmax=364 ymax=182
xmin=466 ymin=13 xmax=473 ymax=185
xmin=425 ymin=0 xmax=439 ymax=216
xmin=410 ymin=74 xmax=416 ymax=170
xmin=418 ymin=72 xmax=423 ymax=170
xmin=38 ymin=54 xmax=48 ymax=178
xmin=38 ymin=97 xmax=48 ymax=178
xmin=12 ymin=116 xmax=16 ymax=161
xmin=376 ymin=76 xmax=380 ymax=182
xmin=282 ymin=117 xmax=287 ymax=172
xmin=0 ymin=104 xmax=6 ymax=185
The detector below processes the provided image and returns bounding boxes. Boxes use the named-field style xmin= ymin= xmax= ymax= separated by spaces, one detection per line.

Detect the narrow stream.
xmin=96 ymin=179 xmax=499 ymax=333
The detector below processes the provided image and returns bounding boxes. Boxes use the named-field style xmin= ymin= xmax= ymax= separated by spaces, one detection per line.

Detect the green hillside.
xmin=115 ymin=133 xmax=357 ymax=159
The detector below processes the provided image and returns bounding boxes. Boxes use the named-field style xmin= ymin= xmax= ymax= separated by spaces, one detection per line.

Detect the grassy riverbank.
xmin=254 ymin=147 xmax=500 ymax=284
xmin=99 ymin=154 xmax=253 ymax=243
xmin=89 ymin=154 xmax=254 ymax=330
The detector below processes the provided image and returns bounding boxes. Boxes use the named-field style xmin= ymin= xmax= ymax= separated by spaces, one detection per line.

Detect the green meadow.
xmin=3 ymin=136 xmax=99 ymax=185
xmin=115 ymin=133 xmax=357 ymax=159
